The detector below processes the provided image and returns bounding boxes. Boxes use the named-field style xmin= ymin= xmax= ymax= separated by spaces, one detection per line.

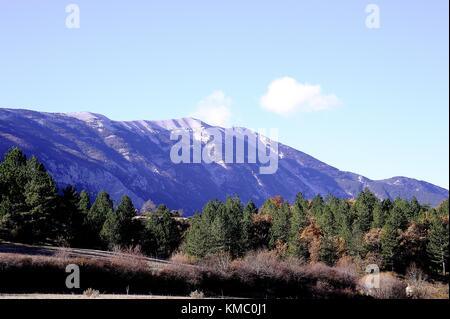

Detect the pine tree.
xmin=0 ymin=147 xmax=28 ymax=204
xmin=241 ymin=200 xmax=257 ymax=252
xmin=318 ymin=235 xmax=339 ymax=266
xmin=203 ymin=199 xmax=227 ymax=254
xmin=0 ymin=149 xmax=60 ymax=243
xmin=183 ymin=200 xmax=221 ymax=257
xmin=78 ymin=190 xmax=91 ymax=214
xmin=0 ymin=148 xmax=28 ymax=240
xmin=329 ymin=197 xmax=353 ymax=252
xmin=114 ymin=195 xmax=137 ymax=246
xmin=317 ymin=205 xmax=336 ymax=236
xmin=22 ymin=156 xmax=58 ymax=242
xmin=0 ymin=197 xmax=13 ymax=240
xmin=352 ymin=188 xmax=378 ymax=233
xmin=183 ymin=198 xmax=249 ymax=258
xmin=142 ymin=205 xmax=180 ymax=258
xmin=183 ymin=213 xmax=210 ymax=257
xmin=87 ymin=191 xmax=113 ymax=247
xmin=310 ymin=194 xmax=324 ymax=218
xmin=382 ymin=198 xmax=393 ymax=213
xmin=291 ymin=193 xmax=308 ymax=230
xmin=252 ymin=213 xmax=272 ymax=250
xmin=58 ymin=185 xmax=86 ymax=246
xmin=222 ymin=196 xmax=245 ymax=255
xmin=381 ymin=216 xmax=400 ymax=270
xmin=437 ymin=199 xmax=449 ymax=216
xmin=269 ymin=201 xmax=291 ymax=248
xmin=71 ymin=190 xmax=92 ymax=247
xmin=372 ymin=199 xmax=392 ymax=228
xmin=88 ymin=191 xmax=113 ymax=231
xmin=260 ymin=197 xmax=278 ymax=216
xmin=288 ymin=193 xmax=309 ymax=258
xmin=408 ymin=197 xmax=421 ymax=221
xmin=427 ymin=214 xmax=449 ymax=275
xmin=101 ymin=195 xmax=137 ymax=249
xmin=388 ymin=198 xmax=409 ymax=231
xmin=349 ymin=189 xmax=378 ymax=258
xmin=380 ymin=198 xmax=412 ymax=270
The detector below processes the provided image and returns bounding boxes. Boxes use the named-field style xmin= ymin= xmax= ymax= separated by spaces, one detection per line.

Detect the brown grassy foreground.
xmin=0 ymin=248 xmax=359 ymax=298
xmin=0 ymin=244 xmax=447 ymax=299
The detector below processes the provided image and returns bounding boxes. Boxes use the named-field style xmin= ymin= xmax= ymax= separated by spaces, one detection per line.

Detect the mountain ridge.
xmin=0 ymin=108 xmax=448 ymax=214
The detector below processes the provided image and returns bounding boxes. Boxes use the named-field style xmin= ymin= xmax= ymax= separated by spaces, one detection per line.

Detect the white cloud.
xmin=260 ymin=77 xmax=341 ymax=115
xmin=191 ymin=90 xmax=232 ymax=127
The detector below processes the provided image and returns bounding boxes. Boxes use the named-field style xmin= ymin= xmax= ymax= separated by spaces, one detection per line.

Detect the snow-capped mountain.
xmin=0 ymin=108 xmax=448 ymax=214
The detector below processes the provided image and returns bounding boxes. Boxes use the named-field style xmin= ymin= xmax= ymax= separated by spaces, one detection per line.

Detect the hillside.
xmin=0 ymin=108 xmax=447 ymax=213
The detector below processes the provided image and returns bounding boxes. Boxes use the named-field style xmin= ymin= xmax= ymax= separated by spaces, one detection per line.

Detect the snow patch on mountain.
xmin=0 ymin=108 xmax=448 ymax=214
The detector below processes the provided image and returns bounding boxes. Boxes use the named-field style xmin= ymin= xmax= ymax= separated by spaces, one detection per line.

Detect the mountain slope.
xmin=0 ymin=108 xmax=447 ymax=213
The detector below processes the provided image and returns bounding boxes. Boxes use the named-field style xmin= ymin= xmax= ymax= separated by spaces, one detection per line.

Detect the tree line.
xmin=0 ymin=147 xmax=448 ymax=276
xmin=0 ymin=148 xmax=182 ymax=257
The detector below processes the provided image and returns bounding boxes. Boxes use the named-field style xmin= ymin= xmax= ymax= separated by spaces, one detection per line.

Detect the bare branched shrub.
xmin=305 ymin=262 xmax=357 ymax=289
xmin=360 ymin=272 xmax=407 ymax=299
xmin=230 ymin=250 xmax=289 ymax=278
xmin=405 ymin=264 xmax=434 ymax=299
xmin=83 ymin=288 xmax=100 ymax=298
xmin=160 ymin=263 xmax=202 ymax=285
xmin=285 ymin=255 xmax=307 ymax=267
xmin=109 ymin=245 xmax=149 ymax=272
xmin=170 ymin=251 xmax=197 ymax=265
xmin=335 ymin=256 xmax=359 ymax=278
xmin=112 ymin=245 xmax=144 ymax=257
xmin=1 ymin=249 xmax=361 ymax=298
xmin=362 ymin=252 xmax=383 ymax=272
xmin=198 ymin=252 xmax=232 ymax=274
xmin=230 ymin=250 xmax=358 ymax=297
xmin=54 ymin=247 xmax=71 ymax=260
xmin=222 ymin=258 xmax=358 ymax=298
xmin=190 ymin=290 xmax=205 ymax=299
xmin=406 ymin=263 xmax=427 ymax=284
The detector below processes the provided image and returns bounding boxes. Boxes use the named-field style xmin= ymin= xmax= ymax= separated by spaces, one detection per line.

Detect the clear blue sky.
xmin=0 ymin=0 xmax=448 ymax=188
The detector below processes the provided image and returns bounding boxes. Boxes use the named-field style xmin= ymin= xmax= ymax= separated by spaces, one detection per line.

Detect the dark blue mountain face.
xmin=0 ymin=108 xmax=448 ymax=214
